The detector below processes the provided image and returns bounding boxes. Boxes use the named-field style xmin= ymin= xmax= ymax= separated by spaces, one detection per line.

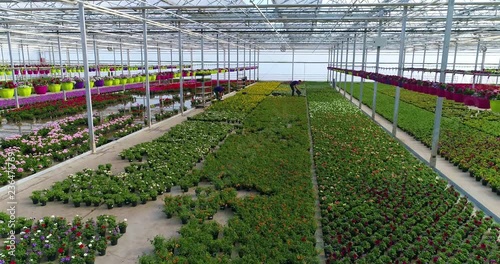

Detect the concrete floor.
xmin=336 ymin=87 xmax=500 ymax=222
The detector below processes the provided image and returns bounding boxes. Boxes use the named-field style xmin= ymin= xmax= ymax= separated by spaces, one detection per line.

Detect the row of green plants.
xmin=30 ymin=121 xmax=233 ymax=208
xmin=308 ymin=86 xmax=500 ymax=263
xmin=342 ymin=82 xmax=500 ymax=193
xmin=365 ymin=83 xmax=500 ymax=137
xmin=188 ymin=81 xmax=280 ymax=123
xmin=140 ymin=95 xmax=318 ymax=262
xmin=0 ymin=214 xmax=127 ymax=263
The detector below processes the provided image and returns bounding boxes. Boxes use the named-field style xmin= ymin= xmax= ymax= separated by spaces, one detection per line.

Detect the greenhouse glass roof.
xmin=0 ymin=0 xmax=499 ymax=51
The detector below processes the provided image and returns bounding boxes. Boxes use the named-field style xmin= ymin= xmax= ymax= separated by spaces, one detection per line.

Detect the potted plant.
xmin=48 ymin=77 xmax=61 ymax=92
xmin=113 ymin=76 xmax=121 ymax=85
xmin=17 ymin=83 xmax=32 ymax=97
xmin=72 ymin=194 xmax=83 ymax=207
xmin=0 ymin=81 xmax=17 ymax=98
xmin=93 ymin=76 xmax=103 ymax=87
xmin=115 ymin=195 xmax=125 ymax=207
xmin=39 ymin=195 xmax=48 ymax=206
xmin=129 ymin=194 xmax=139 ymax=207
xmin=104 ymin=76 xmax=114 ymax=86
xmin=84 ymin=252 xmax=96 ymax=264
xmin=32 ymin=78 xmax=49 ymax=94
xmin=489 ymin=93 xmax=500 ymax=113
xmin=106 ymin=198 xmax=114 ymax=209
xmin=96 ymin=239 xmax=107 ymax=256
xmin=61 ymin=77 xmax=75 ymax=91
xmin=119 ymin=74 xmax=128 ymax=85
xmin=74 ymin=76 xmax=85 ymax=89
xmin=92 ymin=196 xmax=101 ymax=207
xmin=140 ymin=193 xmax=149 ymax=204
xmin=30 ymin=190 xmax=42 ymax=204
xmin=118 ymin=219 xmax=127 ymax=234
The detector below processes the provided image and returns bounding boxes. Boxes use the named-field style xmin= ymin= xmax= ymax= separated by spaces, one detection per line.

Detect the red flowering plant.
xmin=32 ymin=78 xmax=50 ymax=87
xmin=49 ymin=77 xmax=61 ymax=84
xmin=1 ymin=81 xmax=18 ymax=89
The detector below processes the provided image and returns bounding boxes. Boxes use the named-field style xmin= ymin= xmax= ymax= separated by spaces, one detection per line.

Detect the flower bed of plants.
xmin=343 ymin=82 xmax=500 ymax=193
xmin=188 ymin=81 xmax=280 ymax=123
xmin=0 ymin=214 xmax=127 ymax=263
xmin=1 ymin=94 xmax=134 ymax=123
xmin=361 ymin=83 xmax=500 ymax=137
xmin=139 ymin=95 xmax=317 ymax=263
xmin=308 ymin=86 xmax=500 ymax=263
xmin=0 ymin=114 xmax=141 ymax=185
xmin=32 ymin=121 xmax=233 ymax=208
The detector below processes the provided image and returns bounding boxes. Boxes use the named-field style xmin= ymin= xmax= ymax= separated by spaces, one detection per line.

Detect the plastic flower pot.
xmin=33 ymin=70 xmax=39 ymax=74
xmin=0 ymin=89 xmax=15 ymax=98
xmin=75 ymin=81 xmax=85 ymax=89
xmin=104 ymin=80 xmax=114 ymax=86
xmin=149 ymin=75 xmax=156 ymax=81
xmin=34 ymin=85 xmax=48 ymax=95
xmin=135 ymin=77 xmax=141 ymax=83
xmin=6 ymin=71 xmax=12 ymax=76
xmin=89 ymin=81 xmax=95 ymax=88
xmin=17 ymin=86 xmax=32 ymax=97
xmin=120 ymin=78 xmax=128 ymax=85
xmin=141 ymin=76 xmax=146 ymax=82
xmin=128 ymin=78 xmax=135 ymax=83
xmin=48 ymin=84 xmax=61 ymax=93
xmin=475 ymin=97 xmax=490 ymax=109
xmin=27 ymin=70 xmax=33 ymax=75
xmin=490 ymin=100 xmax=500 ymax=113
xmin=453 ymin=93 xmax=464 ymax=103
xmin=0 ymin=71 xmax=4 ymax=75
xmin=14 ymin=69 xmax=19 ymax=75
xmin=62 ymin=82 xmax=74 ymax=91
xmin=113 ymin=79 xmax=121 ymax=85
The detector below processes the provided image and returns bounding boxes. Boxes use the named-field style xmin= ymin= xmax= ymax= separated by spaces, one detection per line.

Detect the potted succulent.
xmin=0 ymin=81 xmax=17 ymax=98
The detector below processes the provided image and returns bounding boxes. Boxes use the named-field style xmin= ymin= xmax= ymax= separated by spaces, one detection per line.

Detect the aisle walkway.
xmin=0 ymin=92 xmax=236 ymax=264
xmin=336 ymin=87 xmax=500 ymax=222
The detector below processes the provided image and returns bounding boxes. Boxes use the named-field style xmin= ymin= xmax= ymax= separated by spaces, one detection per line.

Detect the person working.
xmin=290 ymin=80 xmax=302 ymax=96
xmin=214 ymin=86 xmax=224 ymax=100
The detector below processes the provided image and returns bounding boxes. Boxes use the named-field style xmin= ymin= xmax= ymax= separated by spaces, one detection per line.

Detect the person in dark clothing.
xmin=214 ymin=86 xmax=224 ymax=100
xmin=290 ymin=80 xmax=302 ymax=96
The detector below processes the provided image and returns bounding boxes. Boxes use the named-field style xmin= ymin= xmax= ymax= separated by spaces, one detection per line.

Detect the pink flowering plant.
xmin=0 ymin=114 xmax=140 ymax=185
xmin=61 ymin=77 xmax=75 ymax=84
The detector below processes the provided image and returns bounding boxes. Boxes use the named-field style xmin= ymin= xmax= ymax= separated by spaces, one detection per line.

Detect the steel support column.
xmin=451 ymin=42 xmax=458 ymax=83
xmin=227 ymin=41 xmax=231 ymax=92
xmin=372 ymin=20 xmax=382 ymax=120
xmin=350 ymin=34 xmax=357 ymax=102
xmin=78 ymin=2 xmax=96 ymax=153
xmin=421 ymin=46 xmax=427 ymax=80
xmin=216 ymin=34 xmax=220 ymax=86
xmin=7 ymin=31 xmax=19 ymax=108
xmin=392 ymin=5 xmax=408 ymax=136
xmin=430 ymin=0 xmax=454 ymax=167
xmin=143 ymin=5 xmax=151 ymax=128
xmin=359 ymin=29 xmax=367 ymax=109
xmin=344 ymin=36 xmax=349 ymax=95
xmin=178 ymin=23 xmax=184 ymax=116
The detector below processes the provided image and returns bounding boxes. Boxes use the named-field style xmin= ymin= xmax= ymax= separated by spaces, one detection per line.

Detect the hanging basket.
xmin=48 ymin=84 xmax=61 ymax=93
xmin=490 ymin=100 xmax=500 ymax=112
xmin=34 ymin=85 xmax=48 ymax=95
xmin=62 ymin=82 xmax=74 ymax=91
xmin=0 ymin=89 xmax=15 ymax=98
xmin=18 ymin=86 xmax=33 ymax=97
